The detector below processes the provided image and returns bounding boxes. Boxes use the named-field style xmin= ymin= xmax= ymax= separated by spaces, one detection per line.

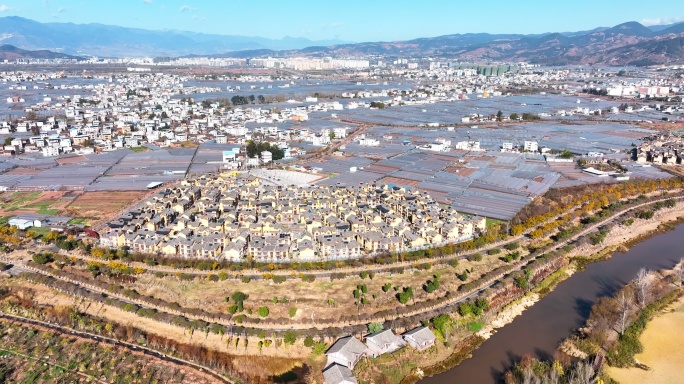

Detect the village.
xmin=99 ymin=173 xmax=485 ymax=262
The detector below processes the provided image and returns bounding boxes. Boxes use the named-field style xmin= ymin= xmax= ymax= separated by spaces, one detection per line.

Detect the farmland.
xmin=0 ymin=190 xmax=147 ymax=228
xmin=0 ymin=319 xmax=221 ymax=384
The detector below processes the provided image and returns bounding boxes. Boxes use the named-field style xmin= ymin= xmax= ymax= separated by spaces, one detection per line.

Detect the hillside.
xmin=0 ymin=44 xmax=83 ymax=61
xmin=0 ymin=16 xmax=348 ymax=57
xmin=1 ymin=16 xmax=684 ymax=65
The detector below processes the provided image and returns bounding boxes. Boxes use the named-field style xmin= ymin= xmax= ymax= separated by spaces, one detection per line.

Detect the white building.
xmin=261 ymin=150 xmax=272 ymax=163
xmin=523 ymin=141 xmax=539 ymax=152
xmin=42 ymin=146 xmax=59 ymax=157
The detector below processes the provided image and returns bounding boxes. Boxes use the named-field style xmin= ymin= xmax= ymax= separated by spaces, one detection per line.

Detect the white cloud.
xmin=142 ymin=0 xmax=153 ymax=3
xmin=56 ymin=6 xmax=65 ymax=13
xmin=0 ymin=4 xmax=13 ymax=12
xmin=179 ymin=5 xmax=193 ymax=12
xmin=641 ymin=16 xmax=684 ymax=26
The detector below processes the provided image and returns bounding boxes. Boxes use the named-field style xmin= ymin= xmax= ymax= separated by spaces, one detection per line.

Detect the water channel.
xmin=421 ymin=223 xmax=684 ymax=384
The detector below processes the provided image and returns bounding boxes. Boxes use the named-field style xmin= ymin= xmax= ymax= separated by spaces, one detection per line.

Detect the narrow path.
xmin=0 ymin=313 xmax=235 ymax=384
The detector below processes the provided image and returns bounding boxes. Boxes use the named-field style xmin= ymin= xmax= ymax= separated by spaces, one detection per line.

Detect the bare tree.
xmin=568 ymin=361 xmax=596 ymax=384
xmin=635 ymin=268 xmax=651 ymax=309
xmin=615 ymin=290 xmax=634 ymax=336
xmin=673 ymin=258 xmax=684 ymax=287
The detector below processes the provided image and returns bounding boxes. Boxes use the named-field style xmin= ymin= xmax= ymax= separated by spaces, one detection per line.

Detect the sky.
xmin=2 ymin=0 xmax=684 ymax=42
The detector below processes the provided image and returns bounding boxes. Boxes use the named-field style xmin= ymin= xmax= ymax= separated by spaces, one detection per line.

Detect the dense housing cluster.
xmin=100 ymin=173 xmax=485 ymax=262
xmin=635 ymin=133 xmax=684 ymax=165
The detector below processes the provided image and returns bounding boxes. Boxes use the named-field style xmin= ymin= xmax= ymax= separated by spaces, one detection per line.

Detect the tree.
xmin=231 ymin=291 xmax=248 ymax=306
xmin=673 ymin=258 xmax=684 ymax=286
xmin=635 ymin=268 xmax=651 ymax=308
xmin=367 ymin=322 xmax=383 ymax=334
xmin=432 ymin=313 xmax=452 ymax=339
xmin=44 ymin=231 xmax=61 ymax=243
xmin=32 ymin=253 xmax=53 ymax=265
xmin=257 ymin=306 xmax=269 ymax=318
xmin=283 ymin=330 xmax=297 ymax=346
xmin=509 ymin=112 xmax=519 ymax=121
xmin=3 ymin=137 xmax=14 ymax=146
xmin=312 ymin=341 xmax=328 ymax=355
xmin=231 ymin=95 xmax=249 ymax=106
xmin=424 ymin=275 xmax=440 ymax=293
xmin=397 ymin=287 xmax=414 ymax=304
xmin=615 ymin=290 xmax=633 ymax=336
xmin=496 ymin=110 xmax=503 ymax=122
xmin=303 ymin=335 xmax=315 ymax=347
xmin=559 ymin=149 xmax=574 ymax=159
xmin=246 ymin=141 xmax=258 ymax=158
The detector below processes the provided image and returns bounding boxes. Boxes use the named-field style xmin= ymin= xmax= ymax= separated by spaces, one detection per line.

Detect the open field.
xmin=0 ymin=191 xmax=68 ymax=216
xmin=130 ymin=255 xmax=506 ymax=324
xmin=0 ymin=278 xmax=315 ymax=382
xmin=0 ymin=190 xmax=147 ymax=227
xmin=63 ymin=191 xmax=148 ymax=224
xmin=606 ymin=296 xmax=684 ymax=384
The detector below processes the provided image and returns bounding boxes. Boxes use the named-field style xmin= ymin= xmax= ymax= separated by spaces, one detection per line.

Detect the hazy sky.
xmin=2 ymin=0 xmax=684 ymax=42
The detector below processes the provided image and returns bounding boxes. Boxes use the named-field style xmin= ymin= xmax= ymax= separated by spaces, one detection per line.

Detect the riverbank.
xmin=406 ymin=201 xmax=684 ymax=384
xmin=605 ymin=295 xmax=684 ymax=384
xmin=476 ymin=293 xmax=540 ymax=340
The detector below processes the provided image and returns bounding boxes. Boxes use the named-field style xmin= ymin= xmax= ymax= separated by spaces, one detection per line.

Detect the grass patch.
xmin=355 ymin=349 xmax=417 ymax=384
xmin=30 ymin=227 xmax=52 ymax=236
xmin=486 ymin=218 xmax=504 ymax=229
xmin=533 ymin=266 xmax=570 ymax=296
xmin=467 ymin=321 xmax=484 ymax=332
xmin=0 ymin=216 xmax=9 ymax=225
xmin=0 ymin=192 xmax=41 ymax=211
xmin=129 ymin=146 xmax=149 ymax=153
xmin=25 ymin=201 xmax=60 ymax=215
xmin=67 ymin=218 xmax=89 ymax=226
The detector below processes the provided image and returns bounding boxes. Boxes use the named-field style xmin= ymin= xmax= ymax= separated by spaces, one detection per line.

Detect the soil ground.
xmin=606 ymin=296 xmax=684 ymax=384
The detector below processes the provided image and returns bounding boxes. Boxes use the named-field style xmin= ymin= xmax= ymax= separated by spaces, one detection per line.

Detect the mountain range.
xmin=282 ymin=21 xmax=684 ymax=66
xmin=1 ymin=16 xmax=684 ymax=66
xmin=0 ymin=16 xmax=348 ymax=57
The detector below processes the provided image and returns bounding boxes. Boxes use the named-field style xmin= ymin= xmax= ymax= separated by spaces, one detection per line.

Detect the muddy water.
xmin=421 ymin=224 xmax=684 ymax=384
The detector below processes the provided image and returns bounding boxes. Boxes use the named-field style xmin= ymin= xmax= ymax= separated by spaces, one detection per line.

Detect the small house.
xmin=323 ymin=364 xmax=357 ymax=384
xmin=326 ymin=336 xmax=369 ymax=369
xmin=403 ymin=326 xmax=436 ymax=351
xmin=365 ymin=329 xmax=406 ymax=356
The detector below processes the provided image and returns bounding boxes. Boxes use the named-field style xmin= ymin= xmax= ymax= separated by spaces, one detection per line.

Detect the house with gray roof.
xmin=365 ymin=329 xmax=406 ymax=356
xmin=402 ymin=326 xmax=436 ymax=351
xmin=325 ymin=335 xmax=369 ymax=369
xmin=323 ymin=364 xmax=357 ymax=384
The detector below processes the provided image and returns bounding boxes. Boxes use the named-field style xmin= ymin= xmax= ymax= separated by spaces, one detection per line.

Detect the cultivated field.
xmin=0 ymin=318 xmax=221 ymax=384
xmin=64 ymin=191 xmax=148 ymax=225
xmin=0 ymin=190 xmax=147 ymax=227
xmin=0 ymin=191 xmax=69 ymax=217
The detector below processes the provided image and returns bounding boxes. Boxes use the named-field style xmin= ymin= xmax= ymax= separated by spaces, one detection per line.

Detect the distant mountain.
xmin=0 ymin=16 xmax=349 ymax=57
xmin=648 ymin=22 xmax=684 ymax=33
xmin=0 ymin=44 xmax=83 ymax=61
xmin=236 ymin=21 xmax=684 ymax=66
xmin=1 ymin=16 xmax=684 ymax=66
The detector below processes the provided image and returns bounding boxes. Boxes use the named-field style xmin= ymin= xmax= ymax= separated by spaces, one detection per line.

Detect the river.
xmin=421 ymin=224 xmax=684 ymax=384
